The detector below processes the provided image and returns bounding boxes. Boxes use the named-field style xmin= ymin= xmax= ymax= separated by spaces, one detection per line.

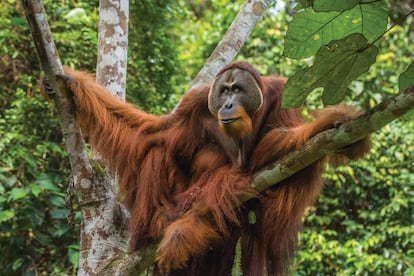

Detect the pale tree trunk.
xmin=21 ymin=0 xmax=130 ymax=275
xmin=96 ymin=0 xmax=129 ymax=100
xmin=77 ymin=1 xmax=130 ymax=275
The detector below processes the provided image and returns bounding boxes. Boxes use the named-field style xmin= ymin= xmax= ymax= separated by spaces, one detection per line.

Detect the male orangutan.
xmin=42 ymin=62 xmax=371 ymax=275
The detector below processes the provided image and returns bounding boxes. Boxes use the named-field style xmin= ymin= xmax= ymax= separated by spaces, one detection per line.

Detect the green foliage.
xmin=176 ymin=0 xmax=241 ymax=83
xmin=294 ymin=114 xmax=414 ymax=275
xmin=282 ymin=0 xmax=414 ymax=108
xmin=127 ymin=0 xmax=185 ymax=113
xmin=399 ymin=63 xmax=414 ymax=92
xmin=284 ymin=1 xmax=387 ymax=59
xmin=43 ymin=0 xmax=100 ymax=69
xmin=0 ymin=1 xmax=99 ymax=274
xmin=0 ymin=89 xmax=76 ymax=275
xmin=1 ymin=1 xmax=186 ymax=274
xmin=236 ymin=2 xmax=295 ymax=75
xmin=346 ymin=21 xmax=414 ymax=110
xmin=283 ymin=33 xmax=378 ymax=107
xmin=289 ymin=12 xmax=414 ymax=273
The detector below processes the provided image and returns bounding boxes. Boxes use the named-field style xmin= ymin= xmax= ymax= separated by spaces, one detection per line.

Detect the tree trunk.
xmin=96 ymin=0 xmax=129 ymax=100
xmin=78 ymin=1 xmax=130 ymax=275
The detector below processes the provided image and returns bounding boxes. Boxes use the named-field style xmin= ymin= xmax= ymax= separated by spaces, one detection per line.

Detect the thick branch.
xmin=251 ymin=85 xmax=414 ymax=193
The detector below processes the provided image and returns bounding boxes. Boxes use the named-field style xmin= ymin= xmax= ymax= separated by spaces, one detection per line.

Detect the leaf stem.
xmin=369 ymin=9 xmax=414 ymax=46
xmin=359 ymin=0 xmax=382 ymax=5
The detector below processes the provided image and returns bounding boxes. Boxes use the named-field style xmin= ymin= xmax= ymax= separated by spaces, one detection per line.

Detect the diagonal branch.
xmin=250 ymin=85 xmax=414 ymax=193
xmin=21 ymin=0 xmax=93 ymax=189
xmin=189 ymin=0 xmax=274 ymax=89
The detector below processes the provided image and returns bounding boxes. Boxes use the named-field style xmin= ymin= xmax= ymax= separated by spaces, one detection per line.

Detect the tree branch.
xmin=21 ymin=0 xmax=93 ymax=192
xmin=189 ymin=0 xmax=274 ymax=88
xmin=250 ymin=85 xmax=414 ymax=193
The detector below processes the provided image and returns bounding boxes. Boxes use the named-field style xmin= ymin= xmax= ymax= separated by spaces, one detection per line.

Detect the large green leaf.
xmin=284 ymin=1 xmax=387 ymax=59
xmin=282 ymin=33 xmax=378 ymax=108
xmin=399 ymin=63 xmax=414 ymax=92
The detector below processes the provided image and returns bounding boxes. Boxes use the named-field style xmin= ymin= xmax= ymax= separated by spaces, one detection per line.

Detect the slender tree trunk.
xmin=96 ymin=0 xmax=129 ymax=100
xmin=77 ymin=1 xmax=130 ymax=275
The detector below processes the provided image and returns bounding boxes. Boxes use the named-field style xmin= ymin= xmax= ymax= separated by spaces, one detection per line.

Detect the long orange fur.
xmin=44 ymin=62 xmax=371 ymax=275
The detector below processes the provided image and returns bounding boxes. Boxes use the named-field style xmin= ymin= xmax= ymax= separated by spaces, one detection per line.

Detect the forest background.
xmin=0 ymin=0 xmax=413 ymax=275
